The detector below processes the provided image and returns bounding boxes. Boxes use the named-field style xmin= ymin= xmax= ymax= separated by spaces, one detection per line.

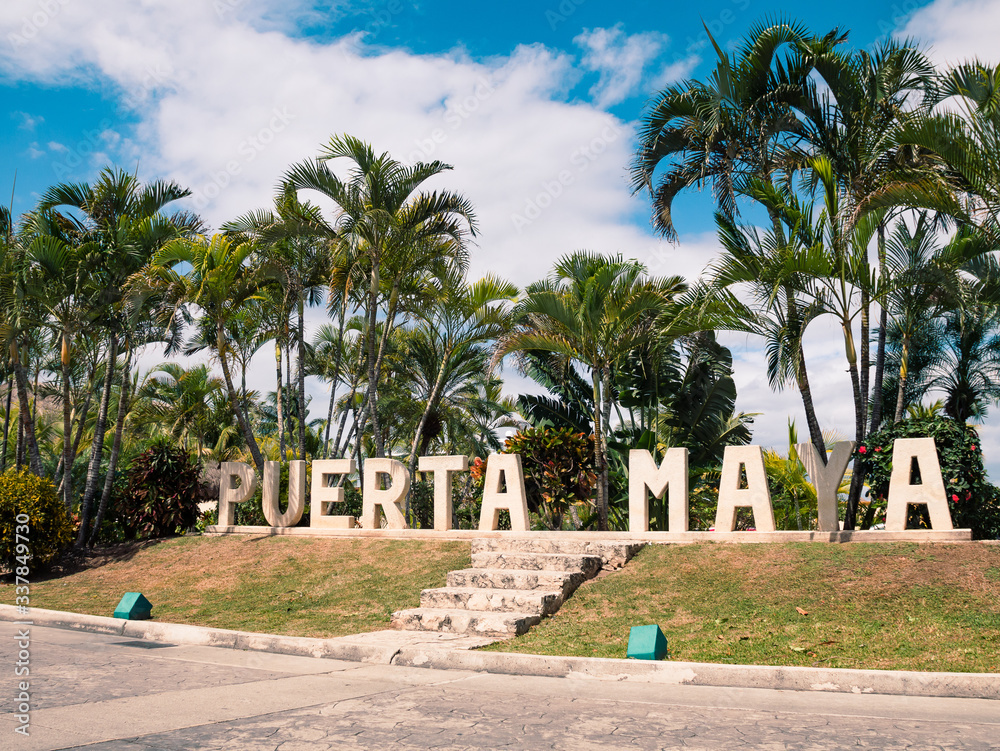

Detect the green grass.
xmin=6 ymin=537 xmax=999 ymax=673
xmin=482 ymin=542 xmax=1000 ymax=673
xmin=3 ymin=535 xmax=470 ymax=637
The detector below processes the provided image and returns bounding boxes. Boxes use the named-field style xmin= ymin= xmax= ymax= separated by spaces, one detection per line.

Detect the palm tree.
xmin=631 ymin=20 xmax=838 ymax=458
xmin=133 ymin=234 xmax=268 ymax=469
xmin=284 ymin=134 xmax=477 ymax=458
xmin=497 ymin=251 xmax=685 ymax=530
xmin=134 ymin=363 xmax=226 ymax=456
xmin=35 ymin=168 xmax=198 ymax=541
xmin=402 ymin=274 xmax=518 ymax=482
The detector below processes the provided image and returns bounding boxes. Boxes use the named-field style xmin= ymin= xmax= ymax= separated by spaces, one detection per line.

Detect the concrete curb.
xmin=4 ymin=605 xmax=998 ymax=700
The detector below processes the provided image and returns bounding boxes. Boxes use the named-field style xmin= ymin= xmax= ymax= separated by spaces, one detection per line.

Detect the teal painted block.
xmin=627 ymin=624 xmax=667 ymax=660
xmin=114 ymin=592 xmax=152 ymax=620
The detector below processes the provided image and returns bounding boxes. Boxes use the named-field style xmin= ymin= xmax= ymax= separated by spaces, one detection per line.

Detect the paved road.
xmin=2 ymin=622 xmax=998 ymax=750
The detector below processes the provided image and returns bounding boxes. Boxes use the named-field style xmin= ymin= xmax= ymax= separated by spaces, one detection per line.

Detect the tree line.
xmin=3 ymin=19 xmax=1000 ymax=540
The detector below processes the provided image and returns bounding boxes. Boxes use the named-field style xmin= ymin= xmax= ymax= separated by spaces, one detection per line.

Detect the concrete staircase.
xmin=390 ymin=539 xmax=645 ymax=639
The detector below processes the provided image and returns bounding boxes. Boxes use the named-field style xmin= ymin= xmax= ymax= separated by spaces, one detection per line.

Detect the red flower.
xmin=971 ymin=444 xmax=978 ymax=451
xmin=875 ymin=446 xmax=882 ymax=452
xmin=858 ymin=446 xmax=867 ymax=454
xmin=951 ymin=494 xmax=959 ymax=502
xmin=966 ymin=491 xmax=972 ymax=500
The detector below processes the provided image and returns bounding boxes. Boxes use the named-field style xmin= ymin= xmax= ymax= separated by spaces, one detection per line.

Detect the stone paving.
xmin=3 ymin=623 xmax=999 ymax=750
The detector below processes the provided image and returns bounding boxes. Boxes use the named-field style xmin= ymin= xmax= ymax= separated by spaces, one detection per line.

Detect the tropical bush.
xmin=0 ymin=469 xmax=74 ymax=569
xmin=113 ymin=441 xmax=203 ymax=539
xmin=856 ymin=416 xmax=1000 ymax=538
xmin=503 ymin=427 xmax=596 ymax=530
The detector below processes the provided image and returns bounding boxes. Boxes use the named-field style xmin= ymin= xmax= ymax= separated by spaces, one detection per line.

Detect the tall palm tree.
xmin=35 ymin=168 xmax=198 ymax=540
xmin=284 ymin=134 xmax=477 ymax=457
xmin=403 ymin=273 xmax=518 ymax=481
xmin=133 ymin=234 xmax=268 ymax=469
xmin=498 ymin=251 xmax=685 ymax=530
xmin=631 ymin=20 xmax=838 ymax=459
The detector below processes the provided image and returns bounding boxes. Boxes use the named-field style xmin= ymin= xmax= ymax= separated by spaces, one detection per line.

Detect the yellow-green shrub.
xmin=0 ymin=469 xmax=74 ymax=569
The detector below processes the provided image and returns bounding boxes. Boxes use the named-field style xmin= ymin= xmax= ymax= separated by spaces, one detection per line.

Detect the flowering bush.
xmin=857 ymin=416 xmax=999 ymax=538
xmin=0 ymin=469 xmax=73 ymax=569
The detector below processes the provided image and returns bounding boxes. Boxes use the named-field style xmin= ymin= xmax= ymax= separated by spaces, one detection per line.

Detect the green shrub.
xmin=857 ymin=415 xmax=1000 ymax=538
xmin=503 ymin=427 xmax=596 ymax=530
xmin=114 ymin=441 xmax=202 ymax=539
xmin=0 ymin=469 xmax=74 ymax=569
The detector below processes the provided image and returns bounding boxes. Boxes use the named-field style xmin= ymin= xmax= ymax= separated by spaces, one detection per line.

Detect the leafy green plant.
xmin=113 ymin=441 xmax=203 ymax=539
xmin=503 ymin=427 xmax=596 ymax=530
xmin=857 ymin=416 xmax=1000 ymax=538
xmin=0 ymin=469 xmax=74 ymax=570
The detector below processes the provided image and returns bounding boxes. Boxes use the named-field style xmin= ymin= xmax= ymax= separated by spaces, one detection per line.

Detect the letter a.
xmin=715 ymin=445 xmax=776 ymax=532
xmin=479 ymin=454 xmax=529 ymax=531
xmin=885 ymin=438 xmax=953 ymax=531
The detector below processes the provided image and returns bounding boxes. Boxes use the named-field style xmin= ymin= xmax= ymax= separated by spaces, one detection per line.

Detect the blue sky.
xmin=1 ymin=0 xmax=998 ymax=469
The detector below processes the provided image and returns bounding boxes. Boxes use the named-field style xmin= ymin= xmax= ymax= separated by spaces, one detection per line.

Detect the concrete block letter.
xmin=628 ymin=448 xmax=689 ymax=532
xmin=310 ymin=459 xmax=357 ymax=529
xmin=885 ymin=437 xmax=953 ymax=531
xmin=715 ymin=445 xmax=776 ymax=532
xmin=796 ymin=441 xmax=854 ymax=532
xmin=362 ymin=458 xmax=409 ymax=529
xmin=419 ymin=455 xmax=468 ymax=531
xmin=479 ymin=453 xmax=529 ymax=532
xmin=218 ymin=461 xmax=257 ymax=527
xmin=261 ymin=460 xmax=305 ymax=528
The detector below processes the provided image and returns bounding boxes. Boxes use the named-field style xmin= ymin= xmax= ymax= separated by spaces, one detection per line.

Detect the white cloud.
xmin=574 ymin=24 xmax=689 ymax=108
xmin=898 ymin=0 xmax=1000 ymax=67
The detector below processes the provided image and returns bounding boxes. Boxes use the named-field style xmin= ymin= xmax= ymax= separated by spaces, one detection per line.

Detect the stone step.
xmin=471 ymin=551 xmax=602 ymax=576
xmin=472 ymin=539 xmax=645 ymax=570
xmin=419 ymin=586 xmax=564 ymax=616
xmin=391 ymin=607 xmax=541 ymax=637
xmin=447 ymin=568 xmax=587 ymax=597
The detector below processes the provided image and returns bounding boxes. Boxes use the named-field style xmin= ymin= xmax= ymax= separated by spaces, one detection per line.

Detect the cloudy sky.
xmin=1 ymin=0 xmax=998 ymax=468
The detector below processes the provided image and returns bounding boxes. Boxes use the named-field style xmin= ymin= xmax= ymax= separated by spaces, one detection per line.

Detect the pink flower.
xmin=875 ymin=447 xmax=882 ymax=452
xmin=971 ymin=444 xmax=978 ymax=451
xmin=858 ymin=446 xmax=867 ymax=454
xmin=951 ymin=494 xmax=959 ymax=502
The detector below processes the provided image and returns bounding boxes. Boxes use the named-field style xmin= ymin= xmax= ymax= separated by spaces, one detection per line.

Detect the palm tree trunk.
xmin=366 ymin=263 xmax=384 ymax=457
xmin=787 ymin=289 xmax=826 ymax=464
xmin=894 ymin=336 xmax=910 ymax=423
xmin=297 ymin=298 xmax=306 ymax=459
xmin=12 ymin=345 xmax=43 ymax=477
xmin=860 ymin=293 xmax=870 ymax=433
xmin=869 ymin=222 xmax=888 ymax=432
xmin=285 ymin=332 xmax=295 ymax=458
xmin=78 ymin=335 xmax=118 ymax=543
xmin=275 ymin=338 xmax=285 ymax=459
xmin=2 ymin=373 xmax=12 ymax=471
xmin=61 ymin=332 xmax=73 ymax=511
xmin=843 ymin=329 xmax=866 ymax=530
xmin=332 ymin=387 xmax=355 ymax=458
xmin=89 ymin=356 xmax=132 ymax=546
xmin=591 ymin=368 xmax=609 ymax=532
xmin=322 ymin=302 xmax=348 ymax=458
xmin=219 ymin=323 xmax=265 ymax=470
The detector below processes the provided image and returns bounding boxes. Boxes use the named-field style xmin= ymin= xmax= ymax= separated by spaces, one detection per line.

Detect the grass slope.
xmin=5 ymin=537 xmax=998 ymax=673
xmin=485 ymin=542 xmax=1000 ymax=673
xmin=7 ymin=536 xmax=469 ymax=638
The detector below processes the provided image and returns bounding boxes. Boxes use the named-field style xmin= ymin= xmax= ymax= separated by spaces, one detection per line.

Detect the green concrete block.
xmin=114 ymin=592 xmax=152 ymax=620
xmin=627 ymin=624 xmax=667 ymax=660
